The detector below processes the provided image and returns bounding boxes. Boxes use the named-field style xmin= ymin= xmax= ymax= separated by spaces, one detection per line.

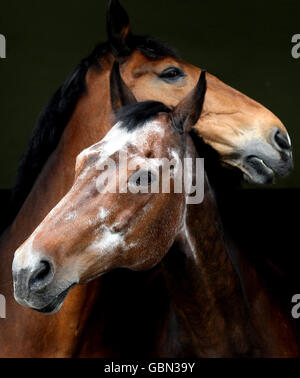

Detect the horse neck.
xmin=160 ymin=140 xmax=254 ymax=357
xmin=11 ymin=64 xmax=113 ymax=239
xmin=187 ymin=133 xmax=300 ymax=357
xmin=0 ymin=58 xmax=114 ymax=357
xmin=161 ymin=163 xmax=299 ymax=357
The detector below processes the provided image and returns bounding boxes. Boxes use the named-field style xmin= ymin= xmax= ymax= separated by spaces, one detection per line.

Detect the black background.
xmin=0 ymin=0 xmax=299 ymax=189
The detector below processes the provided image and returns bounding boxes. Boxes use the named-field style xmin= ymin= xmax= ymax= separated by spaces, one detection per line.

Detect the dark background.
xmin=0 ymin=0 xmax=299 ymax=189
xmin=0 ymin=0 xmax=300 ymax=351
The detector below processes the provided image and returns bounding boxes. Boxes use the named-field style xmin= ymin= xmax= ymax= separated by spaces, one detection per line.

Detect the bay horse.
xmin=0 ymin=0 xmax=293 ymax=356
xmin=13 ymin=65 xmax=298 ymax=357
xmin=72 ymin=65 xmax=297 ymax=358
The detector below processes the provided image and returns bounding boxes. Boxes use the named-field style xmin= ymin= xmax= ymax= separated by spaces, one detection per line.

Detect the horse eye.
xmin=159 ymin=67 xmax=184 ymax=82
xmin=136 ymin=171 xmax=153 ymax=186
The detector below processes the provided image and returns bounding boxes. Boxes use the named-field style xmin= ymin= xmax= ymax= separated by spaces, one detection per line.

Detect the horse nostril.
xmin=28 ymin=260 xmax=54 ymax=292
xmin=272 ymin=129 xmax=291 ymax=151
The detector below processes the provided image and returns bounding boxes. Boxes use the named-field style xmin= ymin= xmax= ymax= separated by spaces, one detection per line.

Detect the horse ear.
xmin=172 ymin=70 xmax=207 ymax=133
xmin=110 ymin=61 xmax=137 ymax=112
xmin=107 ymin=0 xmax=132 ymax=56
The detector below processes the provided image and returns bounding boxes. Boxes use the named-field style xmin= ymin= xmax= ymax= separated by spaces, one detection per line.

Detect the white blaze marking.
xmin=12 ymin=232 xmax=41 ymax=273
xmin=92 ymin=226 xmax=125 ymax=254
xmin=77 ymin=120 xmax=166 ymax=168
xmin=98 ymin=207 xmax=109 ymax=221
xmin=65 ymin=211 xmax=77 ymax=222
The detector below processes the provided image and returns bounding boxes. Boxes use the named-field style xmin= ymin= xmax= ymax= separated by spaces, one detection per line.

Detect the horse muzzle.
xmin=234 ymin=127 xmax=293 ymax=185
xmin=12 ymin=256 xmax=75 ymax=314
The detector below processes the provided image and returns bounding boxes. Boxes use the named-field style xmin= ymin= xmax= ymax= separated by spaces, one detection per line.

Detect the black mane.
xmin=6 ymin=36 xmax=179 ymax=227
xmin=128 ymin=35 xmax=179 ymax=60
xmin=116 ymin=101 xmax=171 ymax=131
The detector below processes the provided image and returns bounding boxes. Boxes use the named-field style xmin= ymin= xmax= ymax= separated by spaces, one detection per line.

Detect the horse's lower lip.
xmin=34 ymin=284 xmax=75 ymax=315
xmin=243 ymin=156 xmax=274 ymax=184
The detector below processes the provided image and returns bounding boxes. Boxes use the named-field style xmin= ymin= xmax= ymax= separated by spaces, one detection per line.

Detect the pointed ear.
xmin=172 ymin=70 xmax=207 ymax=133
xmin=107 ymin=0 xmax=132 ymax=56
xmin=110 ymin=61 xmax=137 ymax=112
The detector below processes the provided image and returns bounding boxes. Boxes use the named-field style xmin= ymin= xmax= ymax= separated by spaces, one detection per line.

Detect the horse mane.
xmin=6 ymin=36 xmax=179 ymax=228
xmin=116 ymin=101 xmax=171 ymax=131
